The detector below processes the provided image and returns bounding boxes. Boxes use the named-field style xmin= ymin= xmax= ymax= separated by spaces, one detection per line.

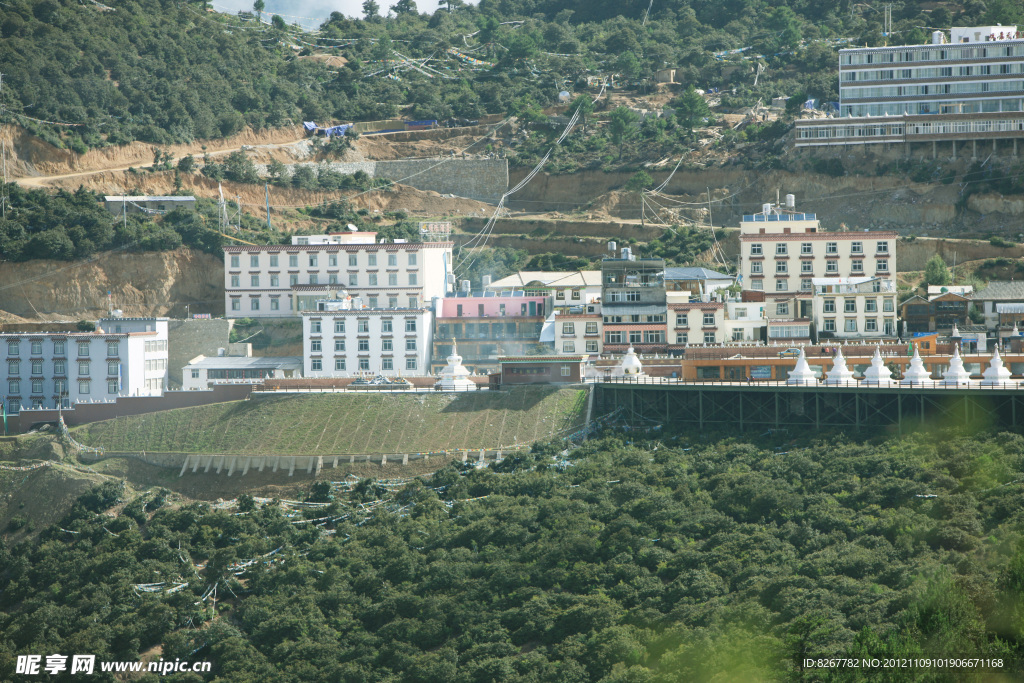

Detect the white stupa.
xmin=617 ymin=346 xmax=646 ymax=377
xmin=900 ymin=347 xmax=932 ymax=385
xmin=786 ymin=348 xmax=817 ymax=386
xmin=824 ymin=347 xmax=856 ymax=385
xmin=434 ymin=340 xmax=476 ymax=391
xmin=941 ymin=344 xmax=975 ymax=386
xmin=981 ymin=346 xmax=1014 ymax=386
xmin=862 ymin=347 xmax=895 ymax=386
xmin=1013 ymin=322 xmax=1020 ymax=337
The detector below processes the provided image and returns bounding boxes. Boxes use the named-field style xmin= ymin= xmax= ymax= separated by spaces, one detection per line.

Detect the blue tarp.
xmin=303 ymin=121 xmax=317 ymax=131
xmin=324 ymin=124 xmax=353 ymax=137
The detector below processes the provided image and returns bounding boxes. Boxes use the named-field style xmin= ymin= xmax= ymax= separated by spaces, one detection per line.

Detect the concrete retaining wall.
xmin=254 ymin=158 xmax=508 ymax=203
xmin=79 ymin=448 xmax=516 ymax=476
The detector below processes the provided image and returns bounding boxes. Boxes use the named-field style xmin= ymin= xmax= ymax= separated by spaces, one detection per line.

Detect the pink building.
xmin=439 ymin=295 xmax=548 ymax=318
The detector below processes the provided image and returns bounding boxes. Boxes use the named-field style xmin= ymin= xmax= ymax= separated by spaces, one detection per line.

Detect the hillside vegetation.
xmin=75 ymin=387 xmax=588 ymax=454
xmin=3 ymin=0 xmax=1014 ymax=154
xmin=2 ymin=428 xmax=1024 ymax=680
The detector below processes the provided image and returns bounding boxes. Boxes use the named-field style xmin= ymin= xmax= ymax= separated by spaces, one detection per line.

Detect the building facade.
xmin=601 ymin=257 xmax=668 ymax=354
xmin=223 ymin=232 xmax=453 ymax=318
xmin=486 ymin=271 xmax=602 ymax=313
xmin=811 ymin=277 xmax=899 ymax=339
xmin=555 ymin=312 xmax=602 ymax=356
xmin=497 ymin=356 xmax=588 ymax=385
xmin=183 ymin=355 xmax=302 ymax=390
xmin=796 ymin=26 xmax=1024 ymax=147
xmin=431 ymin=294 xmax=549 ymax=374
xmin=2 ymin=317 xmax=168 ymax=415
xmin=301 ymin=306 xmax=433 ymax=378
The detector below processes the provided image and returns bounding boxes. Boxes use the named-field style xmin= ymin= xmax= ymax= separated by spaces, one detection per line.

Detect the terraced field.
xmin=75 ymin=387 xmax=588 ymax=455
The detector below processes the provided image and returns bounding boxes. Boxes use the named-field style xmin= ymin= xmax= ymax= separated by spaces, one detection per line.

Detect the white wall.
xmin=302 ymin=309 xmax=433 ymax=377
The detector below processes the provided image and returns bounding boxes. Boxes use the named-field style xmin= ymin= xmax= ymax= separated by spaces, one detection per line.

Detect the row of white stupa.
xmin=786 ymin=345 xmax=1015 ymax=386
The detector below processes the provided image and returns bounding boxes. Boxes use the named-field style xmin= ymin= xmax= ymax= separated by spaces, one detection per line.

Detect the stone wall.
xmin=255 ymin=158 xmax=508 ymax=203
xmin=167 ymin=319 xmax=233 ymax=387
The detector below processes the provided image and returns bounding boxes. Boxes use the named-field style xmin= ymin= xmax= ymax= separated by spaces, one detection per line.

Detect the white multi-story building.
xmin=300 ymin=303 xmax=433 ymax=377
xmin=811 ymin=277 xmax=899 ymax=339
xmin=182 ymin=355 xmax=302 ymax=390
xmin=555 ymin=310 xmax=602 ymax=356
xmin=2 ymin=317 xmax=168 ymax=415
xmin=796 ymin=26 xmax=1024 ymax=148
xmin=487 ymin=271 xmax=603 ymax=312
xmin=223 ymin=231 xmax=453 ymax=318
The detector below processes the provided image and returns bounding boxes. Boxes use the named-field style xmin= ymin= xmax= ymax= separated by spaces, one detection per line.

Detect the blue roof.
xmin=664 ymin=267 xmax=732 ymax=280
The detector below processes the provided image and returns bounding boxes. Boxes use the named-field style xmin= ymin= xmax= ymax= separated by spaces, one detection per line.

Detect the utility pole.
xmin=265 ymin=183 xmax=272 ymax=229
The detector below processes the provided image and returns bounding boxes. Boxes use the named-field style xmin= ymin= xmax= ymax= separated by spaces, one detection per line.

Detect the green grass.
xmin=74 ymin=387 xmax=588 ymax=455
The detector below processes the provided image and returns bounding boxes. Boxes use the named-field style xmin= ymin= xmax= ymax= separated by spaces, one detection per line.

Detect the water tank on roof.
xmin=460 ymin=279 xmax=471 ymax=293
xmin=932 ymin=30 xmax=945 ymax=45
xmin=608 ymin=241 xmax=617 ymax=251
xmin=482 ymin=274 xmax=492 ymax=288
xmin=785 ymin=194 xmax=795 ymax=209
xmin=762 ymin=203 xmax=772 ymax=215
xmin=217 ymin=347 xmax=226 ymax=357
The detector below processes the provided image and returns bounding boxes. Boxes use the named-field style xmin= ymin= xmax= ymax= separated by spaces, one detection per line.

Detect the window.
xmin=309 ymin=274 xmax=318 ymax=285
xmin=556 ymin=290 xmax=565 ymax=300
xmin=309 ymin=255 xmax=317 ymax=267
xmin=644 ymin=331 xmax=663 ymax=343
xmin=8 ymin=380 xmax=18 ymax=394
xmin=605 ymin=331 xmax=623 ymax=344
xmin=865 ymin=319 xmax=878 ymax=332
xmin=750 ymin=244 xmax=763 ymax=255
xmin=358 ymin=320 xmax=369 ymax=333
xmin=53 ymin=341 xmax=65 ymax=356
xmin=406 ymin=358 xmax=417 ymax=370
xmin=329 ymin=254 xmax=337 ymax=267
xmin=851 ymin=242 xmax=863 ymax=254
xmin=387 ymin=254 xmax=397 ymax=267
xmin=107 ymin=379 xmax=118 ymax=395
xmin=586 ymin=322 xmax=598 ymax=334
xmin=776 ymin=261 xmax=788 ymax=274
xmin=801 ymin=243 xmax=813 ymax=255
xmin=232 ymin=299 xmax=241 ymax=311
xmin=249 ymin=254 xmax=259 ymax=268
xmin=334 ymin=358 xmax=346 ymax=371
xmin=78 ymin=380 xmax=90 ymax=394
xmin=289 ymin=254 xmax=298 ymax=268
xmin=751 ymin=262 xmax=763 ymax=274
xmin=407 ymin=253 xmax=417 ymax=266
xmin=405 ymin=319 xmax=417 ymax=332
xmin=349 ymin=254 xmax=358 ymax=267
xmin=369 ymin=274 xmax=378 ymax=286
xmin=851 ymin=260 xmax=863 ymax=273
xmin=883 ymin=298 xmax=894 ymax=312
xmin=382 ymin=319 xmax=393 ymax=333
xmin=826 ymin=242 xmax=838 ymax=254
xmin=349 ymin=274 xmax=358 ymax=286
xmin=231 ymin=275 xmax=240 ymax=287
xmin=703 ymin=312 xmax=715 ymax=325
xmin=230 ymin=255 xmax=239 ymax=268
xmin=54 ymin=360 xmax=65 ymax=375
xmin=270 ymin=274 xmax=279 ymax=287
xmin=844 ymin=319 xmax=858 ymax=332
xmin=358 ymin=339 xmax=369 ymax=351
xmin=290 ymin=274 xmax=298 ymax=286
xmin=776 ymin=303 xmax=789 ymax=315
xmin=311 ymin=340 xmax=321 ymax=352
xmin=876 ymin=259 xmax=889 ymax=272
xmin=270 ymin=254 xmax=279 ymax=267
xmin=409 ymin=273 xmax=418 ymax=286
xmin=586 ymin=341 xmax=598 ymax=352
xmin=30 ymin=341 xmax=42 ymax=355
xmin=776 ymin=279 xmax=788 ymax=291
xmin=75 ymin=342 xmax=89 ymax=357
xmin=704 ymin=332 xmax=716 ymax=344
xmin=409 ymin=297 xmax=418 ymax=309
xmin=801 ymin=279 xmax=812 ymax=292
xmin=332 ymin=339 xmax=345 ymax=353
xmin=752 ymin=279 xmax=763 ymax=291
xmin=824 ymin=298 xmax=835 ymax=313
xmin=368 ymin=297 xmax=378 ymax=308
xmin=388 ymin=273 xmax=398 ymax=286
xmin=625 ymin=291 xmax=640 ymax=302
xmin=271 ymin=299 xmax=279 ymax=311
xmin=311 ymin=320 xmax=321 ymax=333
xmin=563 ymin=341 xmax=575 ymax=353
xmin=865 ymin=299 xmax=877 ymax=312
xmin=824 ymin=319 xmax=836 ymax=332
xmin=876 ymin=241 xmax=889 ymax=254
xmin=674 ymin=314 xmax=687 ymax=327
xmin=107 ymin=361 xmax=118 ymax=376
xmin=776 ymin=244 xmax=788 ymax=255
xmin=334 ymin=319 xmax=345 ymax=333
xmin=311 ymin=358 xmax=322 ymax=371
xmin=29 ymin=360 xmax=42 ymax=375
xmin=382 ymin=340 xmax=392 ymax=351
xmin=359 ymin=358 xmax=370 ymax=370
xmin=381 ymin=358 xmax=393 ymax=371
xmin=844 ymin=299 xmax=857 ymax=313
xmin=572 ymin=290 xmax=581 ymax=301
xmin=562 ymin=322 xmax=575 ymax=335
xmin=826 ymin=261 xmax=838 ymax=273
xmin=801 ymin=261 xmax=813 ymax=273
xmin=389 ymin=297 xmax=398 ymax=308
xmin=560 ymin=365 xmax=571 ymax=377
xmin=676 ymin=332 xmax=687 ymax=344
xmin=251 ymin=298 xmax=260 ymax=310
xmin=406 ymin=339 xmax=417 ymax=351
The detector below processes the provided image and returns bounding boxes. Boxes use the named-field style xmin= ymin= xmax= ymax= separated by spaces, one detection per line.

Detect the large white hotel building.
xmin=223 ymin=231 xmax=453 ymax=317
xmin=2 ymin=317 xmax=168 ymax=415
xmin=796 ymin=26 xmax=1024 ymax=149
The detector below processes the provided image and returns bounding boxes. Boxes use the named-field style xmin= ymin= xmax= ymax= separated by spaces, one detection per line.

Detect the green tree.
xmin=673 ymin=85 xmax=711 ymax=132
xmin=607 ymin=106 xmax=639 ymax=160
xmin=253 ymin=0 xmax=264 ymax=22
xmin=624 ymin=170 xmax=652 ymax=193
xmin=391 ymin=0 xmax=417 ymax=15
xmin=362 ymin=0 xmax=380 ymax=21
xmin=271 ymin=14 xmax=286 ymax=31
xmin=177 ymin=154 xmax=196 ymax=174
xmin=923 ymin=254 xmax=952 ymax=287
xmin=570 ymin=94 xmax=594 ymax=132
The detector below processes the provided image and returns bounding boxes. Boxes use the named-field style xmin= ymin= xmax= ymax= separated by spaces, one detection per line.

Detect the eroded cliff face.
xmin=0 ymin=248 xmax=224 ymax=320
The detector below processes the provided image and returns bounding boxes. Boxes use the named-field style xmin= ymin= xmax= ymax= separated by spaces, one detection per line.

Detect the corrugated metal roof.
xmin=977 ymin=281 xmax=1024 ymax=300
xmin=664 ymin=267 xmax=732 ymax=280
xmin=187 ymin=356 xmax=303 ymax=369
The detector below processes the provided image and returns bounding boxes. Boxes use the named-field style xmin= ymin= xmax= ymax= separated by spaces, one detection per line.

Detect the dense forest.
xmin=3 ymin=0 xmax=1023 ymax=152
xmin=2 ymin=428 xmax=1024 ymax=681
